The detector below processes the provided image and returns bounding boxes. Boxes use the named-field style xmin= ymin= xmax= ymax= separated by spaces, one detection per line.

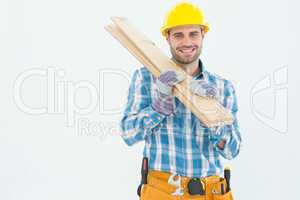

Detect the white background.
xmin=0 ymin=0 xmax=298 ymax=199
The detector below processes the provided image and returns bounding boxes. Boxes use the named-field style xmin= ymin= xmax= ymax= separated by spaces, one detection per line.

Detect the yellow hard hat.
xmin=161 ymin=2 xmax=209 ymax=37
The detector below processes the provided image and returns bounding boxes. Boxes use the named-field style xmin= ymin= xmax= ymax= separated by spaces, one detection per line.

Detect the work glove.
xmin=152 ymin=69 xmax=185 ymax=115
xmin=188 ymin=79 xmax=220 ymax=128
xmin=188 ymin=79 xmax=218 ymax=98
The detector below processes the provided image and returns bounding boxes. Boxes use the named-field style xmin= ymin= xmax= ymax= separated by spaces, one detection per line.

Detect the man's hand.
xmin=152 ymin=69 xmax=185 ymax=115
xmin=188 ymin=79 xmax=218 ymax=98
xmin=217 ymin=140 xmax=226 ymax=150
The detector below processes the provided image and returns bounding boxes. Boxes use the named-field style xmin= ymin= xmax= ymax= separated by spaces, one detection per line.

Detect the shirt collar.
xmin=193 ymin=59 xmax=207 ymax=81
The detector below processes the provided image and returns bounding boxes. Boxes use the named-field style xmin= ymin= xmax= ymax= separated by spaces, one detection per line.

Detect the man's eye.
xmin=174 ymin=34 xmax=182 ymax=39
xmin=190 ymin=33 xmax=199 ymax=37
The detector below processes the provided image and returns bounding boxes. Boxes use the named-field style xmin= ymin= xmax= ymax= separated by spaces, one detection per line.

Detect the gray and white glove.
xmin=188 ymin=79 xmax=218 ymax=98
xmin=152 ymin=69 xmax=185 ymax=115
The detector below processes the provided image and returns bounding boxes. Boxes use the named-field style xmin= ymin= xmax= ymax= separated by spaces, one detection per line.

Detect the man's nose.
xmin=181 ymin=36 xmax=193 ymax=46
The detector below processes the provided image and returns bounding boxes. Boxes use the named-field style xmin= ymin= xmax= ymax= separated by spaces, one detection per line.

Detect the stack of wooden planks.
xmin=105 ymin=17 xmax=233 ymax=127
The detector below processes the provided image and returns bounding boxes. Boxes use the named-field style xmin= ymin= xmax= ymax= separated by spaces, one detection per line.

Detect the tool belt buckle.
xmin=168 ymin=174 xmax=184 ymax=196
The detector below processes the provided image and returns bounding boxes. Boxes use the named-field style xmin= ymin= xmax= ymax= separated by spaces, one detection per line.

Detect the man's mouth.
xmin=178 ymin=47 xmax=196 ymax=56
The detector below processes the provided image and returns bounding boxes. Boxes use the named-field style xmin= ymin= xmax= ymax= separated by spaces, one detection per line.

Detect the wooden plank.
xmin=105 ymin=24 xmax=161 ymax=76
xmin=106 ymin=19 xmax=232 ymax=127
xmin=111 ymin=17 xmax=184 ymax=74
xmin=105 ymin=24 xmax=223 ymax=126
xmin=105 ymin=18 xmax=233 ymax=127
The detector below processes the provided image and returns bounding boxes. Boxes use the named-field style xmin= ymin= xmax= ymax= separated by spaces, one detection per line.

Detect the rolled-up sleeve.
xmin=120 ymin=68 xmax=165 ymax=146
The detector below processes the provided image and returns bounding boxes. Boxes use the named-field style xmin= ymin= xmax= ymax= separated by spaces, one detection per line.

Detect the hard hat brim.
xmin=161 ymin=24 xmax=209 ymax=37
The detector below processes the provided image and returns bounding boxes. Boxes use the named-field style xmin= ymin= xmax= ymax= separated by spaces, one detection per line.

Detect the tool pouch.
xmin=213 ymin=191 xmax=233 ymax=200
xmin=140 ymin=171 xmax=234 ymax=200
xmin=141 ymin=184 xmax=209 ymax=200
xmin=141 ymin=184 xmax=181 ymax=200
xmin=209 ymin=178 xmax=234 ymax=200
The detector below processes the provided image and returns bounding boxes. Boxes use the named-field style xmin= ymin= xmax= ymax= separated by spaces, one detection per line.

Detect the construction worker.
xmin=120 ymin=2 xmax=241 ymax=200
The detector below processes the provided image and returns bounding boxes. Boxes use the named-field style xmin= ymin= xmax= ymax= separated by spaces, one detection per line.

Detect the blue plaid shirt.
xmin=120 ymin=62 xmax=242 ymax=178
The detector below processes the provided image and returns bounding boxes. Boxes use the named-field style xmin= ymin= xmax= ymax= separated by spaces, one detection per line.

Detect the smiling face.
xmin=166 ymin=25 xmax=205 ymax=65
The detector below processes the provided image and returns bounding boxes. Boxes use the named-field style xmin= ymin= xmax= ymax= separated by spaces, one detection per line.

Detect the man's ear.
xmin=201 ymin=29 xmax=205 ymax=38
xmin=166 ymin=34 xmax=171 ymax=45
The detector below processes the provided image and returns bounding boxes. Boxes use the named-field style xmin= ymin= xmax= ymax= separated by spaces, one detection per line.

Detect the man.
xmin=120 ymin=2 xmax=241 ymax=200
